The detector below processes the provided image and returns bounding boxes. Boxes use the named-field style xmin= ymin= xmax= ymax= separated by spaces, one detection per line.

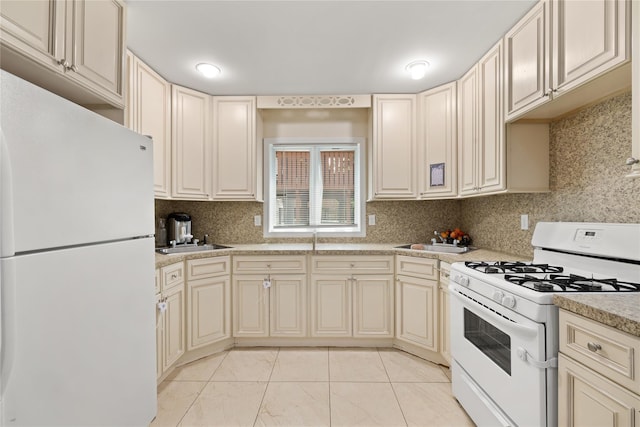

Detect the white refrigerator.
xmin=0 ymin=70 xmax=157 ymax=426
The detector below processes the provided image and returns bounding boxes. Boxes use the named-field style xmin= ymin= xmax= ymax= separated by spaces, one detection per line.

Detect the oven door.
xmin=450 ymin=284 xmax=552 ymax=427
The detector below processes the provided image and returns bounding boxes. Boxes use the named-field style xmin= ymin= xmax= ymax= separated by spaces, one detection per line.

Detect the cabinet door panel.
xmin=270 ymin=275 xmax=307 ymax=337
xmin=188 ymin=276 xmax=230 ymax=350
xmin=233 ymin=276 xmax=268 ymax=337
xmin=553 ymin=0 xmax=629 ymax=94
xmin=172 ymin=85 xmax=211 ymax=199
xmin=211 ymin=97 xmax=257 ymax=200
xmin=67 ymin=0 xmax=124 ymax=103
xmin=457 ymin=66 xmax=477 ymax=195
xmin=311 ymin=276 xmax=351 ymax=337
xmin=371 ymin=95 xmax=416 ymax=199
xmin=353 ymin=276 xmax=393 ymax=337
xmin=163 ymin=284 xmax=185 ymax=370
xmin=396 ymin=275 xmax=438 ymax=351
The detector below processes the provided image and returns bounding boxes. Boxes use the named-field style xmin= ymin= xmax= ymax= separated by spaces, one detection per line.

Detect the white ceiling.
xmin=126 ymin=0 xmax=537 ymax=96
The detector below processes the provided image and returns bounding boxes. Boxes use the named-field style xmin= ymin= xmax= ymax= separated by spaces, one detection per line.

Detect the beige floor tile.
xmin=440 ymin=365 xmax=452 ymax=380
xmin=150 ymin=381 xmax=206 ymax=427
xmin=392 ymin=382 xmax=475 ymax=427
xmin=330 ymin=382 xmax=407 ymax=427
xmin=179 ymin=381 xmax=267 ymax=427
xmin=211 ymin=347 xmax=278 ymax=381
xmin=329 ymin=348 xmax=389 ymax=382
xmin=270 ymin=347 xmax=329 ymax=381
xmin=166 ymin=351 xmax=228 ymax=381
xmin=379 ymin=349 xmax=449 ymax=383
xmin=255 ymin=382 xmax=330 ymax=426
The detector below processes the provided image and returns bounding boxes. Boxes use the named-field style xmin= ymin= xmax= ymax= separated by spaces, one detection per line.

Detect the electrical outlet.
xmin=368 ymin=214 xmax=376 ymax=226
xmin=520 ymin=214 xmax=529 ymax=230
xmin=254 ymin=215 xmax=262 ymax=226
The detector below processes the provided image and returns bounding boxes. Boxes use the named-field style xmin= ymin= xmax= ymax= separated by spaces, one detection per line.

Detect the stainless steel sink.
xmin=156 ymin=244 xmax=232 ymax=254
xmin=395 ymin=243 xmax=473 ymax=254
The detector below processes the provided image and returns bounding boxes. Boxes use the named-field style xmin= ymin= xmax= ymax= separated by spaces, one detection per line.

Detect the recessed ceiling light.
xmin=195 ymin=63 xmax=221 ymax=78
xmin=405 ymin=60 xmax=430 ymax=80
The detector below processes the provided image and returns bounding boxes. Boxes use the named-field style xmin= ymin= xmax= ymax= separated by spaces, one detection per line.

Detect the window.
xmin=264 ymin=138 xmax=365 ymax=237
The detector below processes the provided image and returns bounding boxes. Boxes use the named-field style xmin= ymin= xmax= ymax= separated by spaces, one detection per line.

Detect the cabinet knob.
xmin=171 ymin=273 xmax=177 ymax=279
xmin=626 ymin=157 xmax=639 ymax=166
xmin=69 ymin=64 xmax=78 ymax=72
xmin=587 ymin=342 xmax=602 ymax=353
xmin=57 ymin=58 xmax=70 ymax=68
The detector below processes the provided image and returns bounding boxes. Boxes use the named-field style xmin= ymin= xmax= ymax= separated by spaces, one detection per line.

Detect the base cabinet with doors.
xmin=504 ymin=0 xmax=631 ymax=121
xmin=156 ymin=262 xmax=185 ymax=380
xmin=232 ymin=256 xmax=307 ymax=337
xmin=438 ymin=261 xmax=451 ymax=365
xmin=310 ymin=255 xmax=394 ymax=338
xmin=558 ymin=309 xmax=640 ymax=427
xmin=395 ymin=256 xmax=439 ymax=354
xmin=185 ymin=256 xmax=231 ymax=350
xmin=0 ymin=0 xmax=126 ymax=107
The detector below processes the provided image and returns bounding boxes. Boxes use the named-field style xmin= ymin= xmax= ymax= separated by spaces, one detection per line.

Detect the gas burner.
xmin=465 ymin=261 xmax=564 ymax=274
xmin=503 ymin=273 xmax=640 ymax=292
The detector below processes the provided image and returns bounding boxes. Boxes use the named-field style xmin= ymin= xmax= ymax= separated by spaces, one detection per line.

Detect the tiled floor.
xmin=151 ymin=347 xmax=475 ymax=427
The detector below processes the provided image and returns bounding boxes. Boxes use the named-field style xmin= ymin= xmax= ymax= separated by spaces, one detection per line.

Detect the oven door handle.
xmin=450 ymin=287 xmax=539 ymax=338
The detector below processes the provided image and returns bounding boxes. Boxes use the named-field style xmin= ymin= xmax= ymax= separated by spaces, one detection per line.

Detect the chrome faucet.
xmin=433 ymin=231 xmax=446 ymax=244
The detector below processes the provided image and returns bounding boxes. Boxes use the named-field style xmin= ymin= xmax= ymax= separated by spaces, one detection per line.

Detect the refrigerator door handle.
xmin=0 ymin=129 xmax=15 ymax=257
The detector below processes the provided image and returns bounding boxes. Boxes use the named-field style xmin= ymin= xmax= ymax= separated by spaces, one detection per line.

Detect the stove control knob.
xmin=502 ymin=295 xmax=516 ymax=308
xmin=492 ymin=291 xmax=504 ymax=303
xmin=454 ymin=275 xmax=470 ymax=287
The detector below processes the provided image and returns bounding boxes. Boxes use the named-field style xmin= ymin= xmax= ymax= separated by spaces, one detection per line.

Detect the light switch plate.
xmin=520 ymin=214 xmax=529 ymax=230
xmin=368 ymin=214 xmax=376 ymax=226
xmin=254 ymin=215 xmax=262 ymax=226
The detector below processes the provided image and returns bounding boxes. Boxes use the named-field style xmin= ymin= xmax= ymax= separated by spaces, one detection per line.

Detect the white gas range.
xmin=449 ymin=222 xmax=640 ymax=427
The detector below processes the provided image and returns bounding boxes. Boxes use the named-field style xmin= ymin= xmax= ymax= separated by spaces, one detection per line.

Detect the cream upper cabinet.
xmin=458 ymin=40 xmax=505 ymax=196
xmin=172 ymin=85 xmax=212 ymax=200
xmin=628 ymin=0 xmax=639 ymax=179
xmin=417 ymin=82 xmax=458 ymax=199
xmin=504 ymin=0 xmax=550 ymax=121
xmin=127 ymin=52 xmax=172 ymax=198
xmin=211 ymin=96 xmax=260 ymax=201
xmin=186 ymin=257 xmax=231 ymax=350
xmin=370 ymin=95 xmax=417 ymax=200
xmin=505 ymin=0 xmax=631 ymax=121
xmin=0 ymin=0 xmax=125 ymax=107
xmin=395 ymin=256 xmax=439 ymax=352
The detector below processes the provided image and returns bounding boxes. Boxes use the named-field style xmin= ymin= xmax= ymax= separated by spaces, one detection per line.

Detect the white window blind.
xmin=265 ymin=138 xmax=364 ymax=236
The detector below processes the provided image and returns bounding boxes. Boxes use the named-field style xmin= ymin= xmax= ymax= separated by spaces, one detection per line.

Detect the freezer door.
xmin=1 ymin=238 xmax=157 ymax=426
xmin=0 ymin=70 xmax=154 ymax=255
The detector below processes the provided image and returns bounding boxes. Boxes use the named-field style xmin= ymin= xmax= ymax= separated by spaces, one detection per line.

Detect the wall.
xmin=461 ymin=92 xmax=639 ymax=257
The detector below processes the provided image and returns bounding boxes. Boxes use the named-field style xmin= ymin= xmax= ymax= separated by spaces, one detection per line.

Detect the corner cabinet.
xmin=0 ymin=0 xmax=125 ymax=107
xmin=171 ymin=84 xmax=212 ymax=200
xmin=126 ymin=52 xmax=172 ymax=198
xmin=310 ymin=256 xmax=394 ymax=338
xmin=458 ymin=39 xmax=505 ymax=196
xmin=418 ymin=82 xmax=458 ymax=198
xmin=558 ymin=310 xmax=640 ymax=427
xmin=505 ymin=0 xmax=631 ymax=121
xmin=211 ymin=97 xmax=261 ymax=200
xmin=156 ymin=262 xmax=186 ymax=377
xmin=370 ymin=95 xmax=417 ymax=200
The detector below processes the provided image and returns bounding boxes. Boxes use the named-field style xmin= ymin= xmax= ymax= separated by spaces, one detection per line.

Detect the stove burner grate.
xmin=504 ymin=273 xmax=640 ymax=292
xmin=466 ymin=261 xmax=564 ymax=274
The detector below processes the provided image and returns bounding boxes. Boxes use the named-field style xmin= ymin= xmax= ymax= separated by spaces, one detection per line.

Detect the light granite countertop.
xmin=154 ymin=243 xmax=530 ymax=269
xmin=553 ymin=294 xmax=640 ymax=337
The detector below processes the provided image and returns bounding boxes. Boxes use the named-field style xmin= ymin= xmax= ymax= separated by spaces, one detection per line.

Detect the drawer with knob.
xmin=311 ymin=256 xmax=394 ymax=275
xmin=161 ymin=262 xmax=185 ymax=291
xmin=233 ymin=255 xmax=306 ymax=274
xmin=559 ymin=310 xmax=639 ymax=392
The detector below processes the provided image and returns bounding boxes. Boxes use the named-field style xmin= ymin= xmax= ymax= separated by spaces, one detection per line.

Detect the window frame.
xmin=263 ymin=137 xmax=365 ymax=238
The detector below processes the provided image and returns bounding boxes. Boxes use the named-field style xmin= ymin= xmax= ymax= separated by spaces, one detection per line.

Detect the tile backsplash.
xmin=156 ymin=91 xmax=638 ymax=257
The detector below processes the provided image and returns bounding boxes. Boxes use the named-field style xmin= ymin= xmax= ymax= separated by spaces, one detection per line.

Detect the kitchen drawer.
xmin=311 ymin=256 xmax=394 ymax=275
xmin=396 ymin=256 xmax=438 ymax=280
xmin=233 ymin=255 xmax=307 ymax=274
xmin=161 ymin=262 xmax=185 ymax=291
xmin=187 ymin=256 xmax=230 ymax=280
xmin=559 ymin=310 xmax=639 ymax=393
xmin=439 ymin=261 xmax=451 ymax=284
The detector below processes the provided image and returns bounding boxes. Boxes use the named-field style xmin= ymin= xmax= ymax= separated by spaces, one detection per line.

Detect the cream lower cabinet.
xmin=186 ymin=257 xmax=231 ymax=350
xmin=395 ymin=256 xmax=439 ymax=352
xmin=438 ymin=261 xmax=451 ymax=365
xmin=0 ymin=0 xmax=125 ymax=107
xmin=310 ymin=256 xmax=394 ymax=338
xmin=232 ymin=256 xmax=307 ymax=338
xmin=558 ymin=310 xmax=640 ymax=426
xmin=157 ymin=262 xmax=186 ymax=374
